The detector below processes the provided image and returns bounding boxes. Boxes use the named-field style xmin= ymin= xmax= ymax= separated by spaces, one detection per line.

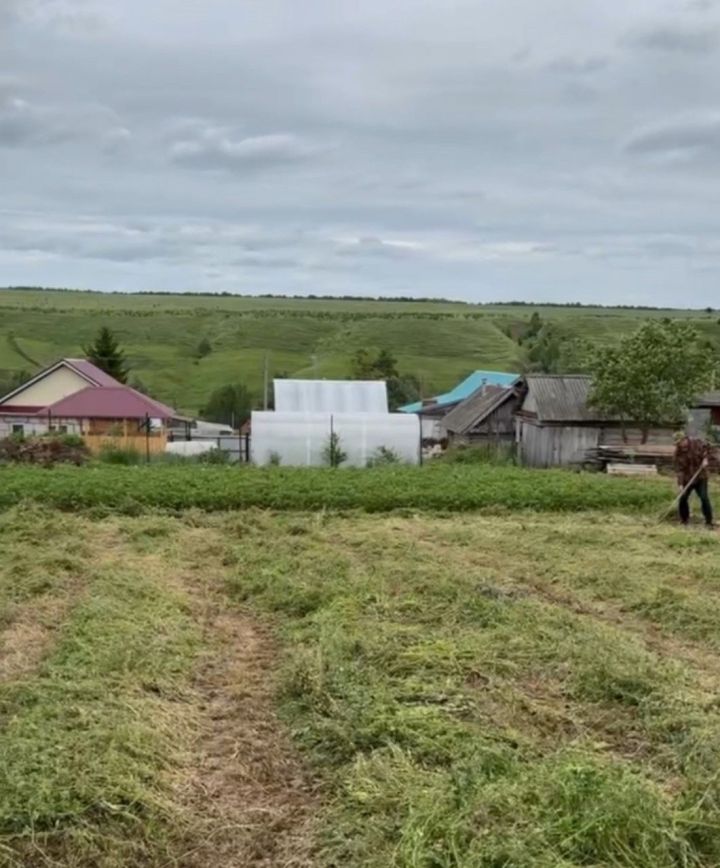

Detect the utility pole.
xmin=263 ymin=353 xmax=269 ymax=411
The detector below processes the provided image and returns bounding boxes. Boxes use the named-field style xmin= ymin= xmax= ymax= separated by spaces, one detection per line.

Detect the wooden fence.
xmin=84 ymin=433 xmax=168 ymax=456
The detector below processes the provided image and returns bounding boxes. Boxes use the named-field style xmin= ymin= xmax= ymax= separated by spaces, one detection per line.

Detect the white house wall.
xmin=0 ymin=416 xmax=83 ymax=438
xmin=0 ymin=367 xmax=89 ymax=407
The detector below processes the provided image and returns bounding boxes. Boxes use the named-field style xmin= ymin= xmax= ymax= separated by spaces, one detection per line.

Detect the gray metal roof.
xmin=523 ymin=375 xmax=602 ymax=423
xmin=443 ymin=385 xmax=515 ymax=434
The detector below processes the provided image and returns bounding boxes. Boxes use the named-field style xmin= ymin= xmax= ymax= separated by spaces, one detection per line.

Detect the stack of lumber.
xmin=585 ymin=443 xmax=675 ymax=472
xmin=607 ymin=463 xmax=658 ymax=477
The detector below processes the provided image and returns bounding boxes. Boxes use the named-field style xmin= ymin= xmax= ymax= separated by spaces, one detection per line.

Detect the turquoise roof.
xmin=400 ymin=370 xmax=520 ymax=414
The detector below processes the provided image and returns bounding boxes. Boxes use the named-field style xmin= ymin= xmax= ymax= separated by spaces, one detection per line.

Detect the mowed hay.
xmin=2 ymin=507 xmax=720 ymax=866
xmin=221 ymin=512 xmax=720 ymax=867
xmin=0 ymin=510 xmax=317 ymax=868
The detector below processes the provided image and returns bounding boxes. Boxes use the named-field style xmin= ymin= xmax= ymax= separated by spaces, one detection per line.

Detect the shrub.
xmin=0 ymin=434 xmax=89 ymax=467
xmin=197 ymin=448 xmax=231 ymax=465
xmin=441 ymin=442 xmax=516 ymax=465
xmin=98 ymin=445 xmax=143 ymax=466
xmin=323 ymin=432 xmax=347 ymax=468
xmin=366 ymin=446 xmax=402 ymax=467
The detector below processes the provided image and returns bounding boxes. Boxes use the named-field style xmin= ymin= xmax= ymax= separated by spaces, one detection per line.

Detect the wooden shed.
xmin=516 ymin=375 xmax=676 ymax=468
xmin=442 ymin=383 xmax=523 ymax=445
xmin=516 ymin=375 xmax=601 ymax=467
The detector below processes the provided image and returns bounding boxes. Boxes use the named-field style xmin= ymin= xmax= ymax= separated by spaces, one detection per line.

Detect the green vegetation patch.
xmin=221 ymin=512 xmax=720 ymax=867
xmin=0 ymin=464 xmax=675 ymax=515
xmin=0 ymin=552 xmax=199 ymax=865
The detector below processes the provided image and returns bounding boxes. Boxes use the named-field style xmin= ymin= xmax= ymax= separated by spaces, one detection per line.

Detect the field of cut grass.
xmin=1 ymin=287 xmax=719 ymax=413
xmin=1 ymin=500 xmax=720 ymax=867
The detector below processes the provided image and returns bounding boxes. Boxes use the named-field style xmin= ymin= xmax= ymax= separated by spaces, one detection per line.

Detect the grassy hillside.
xmin=2 ymin=494 xmax=720 ymax=866
xmin=1 ymin=288 xmax=719 ymax=414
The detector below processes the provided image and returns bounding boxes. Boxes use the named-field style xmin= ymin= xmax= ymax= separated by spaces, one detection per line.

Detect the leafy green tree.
xmin=351 ymin=348 xmax=399 ymax=380
xmin=374 ymin=349 xmax=399 ymax=379
xmin=524 ymin=323 xmax=591 ymax=374
xmin=196 ymin=338 xmax=212 ymax=359
xmin=349 ymin=349 xmax=418 ymax=408
xmin=199 ymin=384 xmax=253 ymax=427
xmin=84 ymin=327 xmax=129 ymax=383
xmin=589 ymin=320 xmax=716 ymax=441
xmin=524 ymin=311 xmax=543 ymax=342
xmin=387 ymin=373 xmax=421 ymax=410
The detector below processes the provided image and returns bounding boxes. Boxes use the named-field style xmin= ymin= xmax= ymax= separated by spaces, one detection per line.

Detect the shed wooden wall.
xmin=462 ymin=398 xmax=519 ymax=445
xmin=600 ymin=427 xmax=674 ymax=447
xmin=518 ymin=420 xmax=601 ymax=468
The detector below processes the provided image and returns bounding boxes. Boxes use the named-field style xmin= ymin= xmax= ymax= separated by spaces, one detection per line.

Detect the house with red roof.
xmin=0 ymin=359 xmax=183 ymax=453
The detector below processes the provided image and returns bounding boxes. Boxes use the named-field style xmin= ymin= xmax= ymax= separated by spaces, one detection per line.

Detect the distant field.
xmin=1 ymin=287 xmax=719 ymax=414
xmin=2 ymin=501 xmax=720 ymax=866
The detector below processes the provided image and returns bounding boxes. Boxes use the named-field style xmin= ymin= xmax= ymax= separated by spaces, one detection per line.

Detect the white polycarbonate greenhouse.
xmin=274 ymin=379 xmax=388 ymax=414
xmin=251 ymin=411 xmax=420 ymax=467
xmin=251 ymin=379 xmax=420 ymax=467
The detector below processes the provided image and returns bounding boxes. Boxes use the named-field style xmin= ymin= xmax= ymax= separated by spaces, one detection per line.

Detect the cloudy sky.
xmin=3 ymin=0 xmax=720 ymax=305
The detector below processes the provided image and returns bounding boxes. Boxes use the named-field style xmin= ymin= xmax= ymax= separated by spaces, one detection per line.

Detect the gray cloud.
xmin=626 ymin=23 xmax=719 ymax=54
xmin=2 ymin=0 xmax=104 ymax=32
xmin=169 ymin=128 xmax=323 ymax=172
xmin=624 ymin=115 xmax=720 ymax=159
xmin=0 ymin=91 xmax=126 ymax=149
xmin=0 ymin=96 xmax=71 ymax=146
xmin=544 ymin=56 xmax=608 ymax=75
xmin=2 ymin=0 xmax=720 ymax=305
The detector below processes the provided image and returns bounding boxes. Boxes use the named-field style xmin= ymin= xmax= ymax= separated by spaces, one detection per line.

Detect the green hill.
xmin=0 ymin=288 xmax=718 ymax=414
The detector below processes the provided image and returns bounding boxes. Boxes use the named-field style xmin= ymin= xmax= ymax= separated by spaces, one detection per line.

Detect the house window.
xmin=58 ymin=425 xmax=68 ymax=434
xmin=12 ymin=424 xmax=24 ymax=436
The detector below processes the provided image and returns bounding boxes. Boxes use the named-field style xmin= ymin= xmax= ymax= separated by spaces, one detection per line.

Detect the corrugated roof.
xmin=274 ymin=379 xmax=388 ymax=414
xmin=45 ymin=386 xmax=178 ymax=420
xmin=696 ymin=391 xmax=720 ymax=407
xmin=400 ymin=370 xmax=520 ymax=414
xmin=65 ymin=359 xmax=123 ymax=387
xmin=523 ymin=375 xmax=601 ymax=423
xmin=0 ymin=405 xmax=44 ymax=415
xmin=442 ymin=385 xmax=514 ymax=434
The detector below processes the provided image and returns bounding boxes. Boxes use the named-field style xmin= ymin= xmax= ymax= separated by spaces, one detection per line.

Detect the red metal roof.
xmin=44 ymin=386 xmax=178 ymax=420
xmin=0 ymin=405 xmax=44 ymax=415
xmin=0 ymin=358 xmax=122 ymax=406
xmin=64 ymin=359 xmax=123 ymax=387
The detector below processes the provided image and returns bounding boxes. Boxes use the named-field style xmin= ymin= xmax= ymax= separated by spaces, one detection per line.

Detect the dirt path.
xmin=119 ymin=527 xmax=319 ymax=868
xmin=173 ymin=606 xmax=318 ymax=868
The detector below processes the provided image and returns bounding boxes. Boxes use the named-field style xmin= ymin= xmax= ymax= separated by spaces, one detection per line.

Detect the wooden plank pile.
xmin=585 ymin=443 xmax=676 ymax=472
xmin=607 ymin=463 xmax=658 ymax=477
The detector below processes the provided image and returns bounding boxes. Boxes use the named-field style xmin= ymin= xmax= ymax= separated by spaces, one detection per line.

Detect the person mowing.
xmin=674 ymin=431 xmax=715 ymax=528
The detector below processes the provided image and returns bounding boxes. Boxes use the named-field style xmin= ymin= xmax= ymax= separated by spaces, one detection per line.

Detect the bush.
xmin=366 ymin=446 xmax=402 ymax=467
xmin=98 ymin=445 xmax=143 ymax=466
xmin=322 ymin=432 xmax=347 ymax=468
xmin=0 ymin=434 xmax=89 ymax=467
xmin=57 ymin=434 xmax=86 ymax=449
xmin=197 ymin=448 xmax=231 ymax=465
xmin=441 ymin=442 xmax=516 ymax=465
